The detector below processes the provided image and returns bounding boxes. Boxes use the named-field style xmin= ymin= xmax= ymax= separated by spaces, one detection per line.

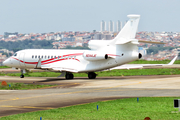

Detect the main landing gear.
xmin=88 ymin=72 xmax=96 ymax=79
xmin=65 ymin=72 xmax=96 ymax=79
xmin=65 ymin=73 xmax=74 ymax=79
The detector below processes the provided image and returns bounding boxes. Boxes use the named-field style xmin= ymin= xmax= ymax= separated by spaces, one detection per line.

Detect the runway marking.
xmin=0 ymin=105 xmax=54 ymax=110
xmin=12 ymin=97 xmax=19 ymax=100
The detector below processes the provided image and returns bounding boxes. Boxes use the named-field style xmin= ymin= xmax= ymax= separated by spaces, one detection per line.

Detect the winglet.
xmin=168 ymin=56 xmax=178 ymax=65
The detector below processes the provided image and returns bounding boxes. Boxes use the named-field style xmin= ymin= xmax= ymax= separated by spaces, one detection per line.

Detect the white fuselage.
xmin=5 ymin=43 xmax=139 ymax=73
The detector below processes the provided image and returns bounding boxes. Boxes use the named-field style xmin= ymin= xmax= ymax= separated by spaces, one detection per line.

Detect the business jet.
xmin=3 ymin=14 xmax=177 ymax=79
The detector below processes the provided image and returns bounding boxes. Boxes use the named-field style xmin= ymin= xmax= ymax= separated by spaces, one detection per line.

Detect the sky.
xmin=0 ymin=0 xmax=180 ymax=35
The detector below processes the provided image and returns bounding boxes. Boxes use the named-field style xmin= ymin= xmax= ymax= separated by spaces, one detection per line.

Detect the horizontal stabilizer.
xmin=139 ymin=40 xmax=165 ymax=44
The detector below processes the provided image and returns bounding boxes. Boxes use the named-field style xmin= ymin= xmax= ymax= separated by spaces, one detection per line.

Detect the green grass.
xmin=129 ymin=59 xmax=180 ymax=64
xmin=0 ymin=68 xmax=180 ymax=77
xmin=1 ymin=97 xmax=180 ymax=120
xmin=0 ymin=82 xmax=57 ymax=90
xmin=0 ymin=66 xmax=10 ymax=69
xmin=96 ymin=68 xmax=180 ymax=77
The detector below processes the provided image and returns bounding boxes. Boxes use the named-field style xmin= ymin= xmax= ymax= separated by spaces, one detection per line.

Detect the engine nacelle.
xmin=138 ymin=53 xmax=142 ymax=59
xmin=83 ymin=51 xmax=108 ymax=61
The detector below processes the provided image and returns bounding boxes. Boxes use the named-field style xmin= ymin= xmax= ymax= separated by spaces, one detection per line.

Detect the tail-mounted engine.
xmin=138 ymin=53 xmax=142 ymax=59
xmin=83 ymin=51 xmax=108 ymax=61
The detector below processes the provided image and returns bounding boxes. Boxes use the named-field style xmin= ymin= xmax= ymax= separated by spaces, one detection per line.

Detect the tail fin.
xmin=112 ymin=14 xmax=140 ymax=44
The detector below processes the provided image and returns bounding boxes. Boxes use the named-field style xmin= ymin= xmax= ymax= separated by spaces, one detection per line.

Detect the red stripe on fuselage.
xmin=11 ymin=53 xmax=82 ymax=65
xmin=41 ymin=58 xmax=80 ymax=65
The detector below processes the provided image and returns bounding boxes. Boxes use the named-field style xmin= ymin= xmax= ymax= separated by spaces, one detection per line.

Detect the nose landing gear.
xmin=20 ymin=74 xmax=24 ymax=78
xmin=20 ymin=69 xmax=25 ymax=78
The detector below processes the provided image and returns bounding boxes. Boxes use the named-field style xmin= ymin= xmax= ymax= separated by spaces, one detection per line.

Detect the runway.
xmin=1 ymin=75 xmax=180 ymax=117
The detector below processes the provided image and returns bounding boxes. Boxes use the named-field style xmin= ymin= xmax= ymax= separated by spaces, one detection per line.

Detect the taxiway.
xmin=0 ymin=75 xmax=180 ymax=117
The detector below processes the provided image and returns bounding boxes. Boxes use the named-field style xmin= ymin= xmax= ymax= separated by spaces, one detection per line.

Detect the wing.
xmin=34 ymin=59 xmax=79 ymax=73
xmin=110 ymin=56 xmax=177 ymax=70
xmin=41 ymin=66 xmax=78 ymax=73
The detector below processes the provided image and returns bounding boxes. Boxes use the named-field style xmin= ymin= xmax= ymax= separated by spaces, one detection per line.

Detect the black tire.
xmin=20 ymin=75 xmax=24 ymax=78
xmin=70 ymin=74 xmax=74 ymax=79
xmin=65 ymin=74 xmax=71 ymax=79
xmin=65 ymin=73 xmax=74 ymax=79
xmin=88 ymin=72 xmax=96 ymax=79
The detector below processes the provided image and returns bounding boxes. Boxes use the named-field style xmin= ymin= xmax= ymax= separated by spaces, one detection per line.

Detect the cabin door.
xmin=19 ymin=52 xmax=25 ymax=67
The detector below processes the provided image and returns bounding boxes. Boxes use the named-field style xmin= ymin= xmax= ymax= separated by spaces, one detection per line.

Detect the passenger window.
xmin=51 ymin=56 xmax=53 ymax=58
xmin=48 ymin=56 xmax=50 ymax=59
xmin=35 ymin=55 xmax=37 ymax=58
xmin=45 ymin=56 xmax=47 ymax=59
xmin=41 ymin=56 xmax=43 ymax=59
xmin=38 ymin=55 xmax=40 ymax=58
xmin=32 ymin=55 xmax=34 ymax=58
xmin=54 ymin=56 xmax=56 ymax=59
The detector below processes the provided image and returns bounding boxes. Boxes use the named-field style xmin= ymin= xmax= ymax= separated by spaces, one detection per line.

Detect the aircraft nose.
xmin=3 ymin=58 xmax=11 ymax=66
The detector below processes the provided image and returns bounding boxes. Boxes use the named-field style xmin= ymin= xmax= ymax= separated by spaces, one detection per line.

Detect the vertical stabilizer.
xmin=113 ymin=14 xmax=140 ymax=44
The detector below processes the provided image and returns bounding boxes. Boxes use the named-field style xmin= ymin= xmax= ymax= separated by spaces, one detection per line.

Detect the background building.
xmin=100 ymin=20 xmax=106 ymax=32
xmin=116 ymin=20 xmax=122 ymax=32
xmin=103 ymin=34 xmax=112 ymax=40
xmin=109 ymin=20 xmax=114 ymax=32
xmin=4 ymin=32 xmax=18 ymax=38
xmin=94 ymin=33 xmax=104 ymax=40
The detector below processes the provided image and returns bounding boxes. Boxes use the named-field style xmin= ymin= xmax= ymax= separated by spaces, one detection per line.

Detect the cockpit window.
xmin=13 ymin=53 xmax=17 ymax=56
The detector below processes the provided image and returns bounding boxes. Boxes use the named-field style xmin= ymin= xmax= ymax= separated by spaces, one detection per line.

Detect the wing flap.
xmin=41 ymin=66 xmax=78 ymax=73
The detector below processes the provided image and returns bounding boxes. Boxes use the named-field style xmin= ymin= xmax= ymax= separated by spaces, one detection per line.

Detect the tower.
xmin=116 ymin=20 xmax=121 ymax=32
xmin=100 ymin=20 xmax=105 ymax=32
xmin=109 ymin=20 xmax=114 ymax=32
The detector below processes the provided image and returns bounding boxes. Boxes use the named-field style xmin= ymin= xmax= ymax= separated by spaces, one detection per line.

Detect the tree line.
xmin=147 ymin=46 xmax=179 ymax=55
xmin=0 ymin=40 xmax=53 ymax=52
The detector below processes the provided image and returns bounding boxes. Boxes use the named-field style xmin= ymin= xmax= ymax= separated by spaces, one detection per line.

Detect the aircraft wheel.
xmin=20 ymin=75 xmax=24 ymax=78
xmin=70 ymin=74 xmax=74 ymax=79
xmin=88 ymin=72 xmax=96 ymax=79
xmin=65 ymin=73 xmax=74 ymax=79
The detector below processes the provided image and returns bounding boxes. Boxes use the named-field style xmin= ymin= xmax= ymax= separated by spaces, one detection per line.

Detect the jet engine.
xmin=138 ymin=53 xmax=142 ymax=59
xmin=83 ymin=51 xmax=108 ymax=61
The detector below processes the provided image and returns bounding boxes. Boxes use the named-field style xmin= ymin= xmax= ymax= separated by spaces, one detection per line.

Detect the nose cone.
xmin=3 ymin=58 xmax=11 ymax=66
